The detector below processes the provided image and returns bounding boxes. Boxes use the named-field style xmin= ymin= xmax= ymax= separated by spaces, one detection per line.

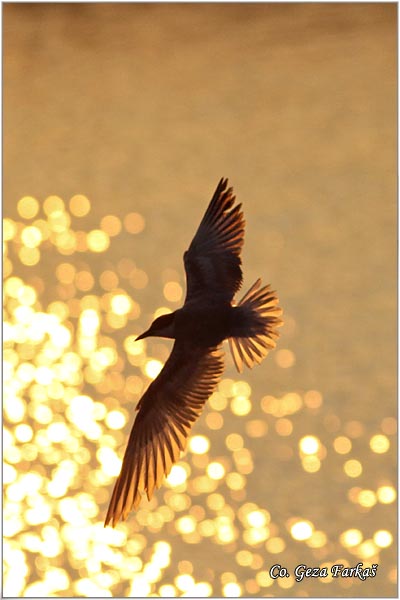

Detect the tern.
xmin=105 ymin=178 xmax=283 ymax=526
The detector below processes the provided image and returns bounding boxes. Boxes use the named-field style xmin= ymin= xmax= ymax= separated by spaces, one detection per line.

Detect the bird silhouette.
xmin=104 ymin=178 xmax=283 ymax=526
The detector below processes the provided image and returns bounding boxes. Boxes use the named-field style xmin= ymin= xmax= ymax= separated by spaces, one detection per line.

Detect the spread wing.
xmin=104 ymin=342 xmax=224 ymax=527
xmin=184 ymin=178 xmax=245 ymax=303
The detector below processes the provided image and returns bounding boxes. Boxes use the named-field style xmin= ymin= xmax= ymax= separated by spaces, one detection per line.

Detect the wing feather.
xmin=184 ymin=178 xmax=245 ymax=303
xmin=104 ymin=342 xmax=224 ymax=527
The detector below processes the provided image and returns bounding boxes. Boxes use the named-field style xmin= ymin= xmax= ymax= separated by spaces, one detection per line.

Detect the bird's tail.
xmin=229 ymin=279 xmax=283 ymax=373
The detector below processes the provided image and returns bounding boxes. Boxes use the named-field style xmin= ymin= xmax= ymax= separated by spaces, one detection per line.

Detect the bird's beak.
xmin=135 ymin=329 xmax=149 ymax=341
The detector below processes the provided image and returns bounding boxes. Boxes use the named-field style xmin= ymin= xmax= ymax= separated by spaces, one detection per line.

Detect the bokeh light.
xmin=124 ymin=212 xmax=145 ymax=234
xmin=370 ymin=434 xmax=390 ymax=454
xmin=69 ymin=195 xmax=91 ymax=217
xmin=3 ymin=189 xmax=396 ymax=597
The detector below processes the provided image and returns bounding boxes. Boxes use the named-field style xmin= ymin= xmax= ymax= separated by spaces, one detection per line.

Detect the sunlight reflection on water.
xmin=3 ymin=192 xmax=396 ymax=597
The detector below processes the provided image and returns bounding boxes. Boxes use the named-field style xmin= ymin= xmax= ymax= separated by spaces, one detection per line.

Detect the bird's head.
xmin=136 ymin=312 xmax=176 ymax=341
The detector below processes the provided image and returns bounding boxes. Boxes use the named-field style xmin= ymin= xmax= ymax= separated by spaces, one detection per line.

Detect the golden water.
xmin=3 ymin=4 xmax=396 ymax=597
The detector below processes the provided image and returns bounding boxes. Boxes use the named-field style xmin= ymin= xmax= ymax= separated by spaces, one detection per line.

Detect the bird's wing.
xmin=104 ymin=342 xmax=224 ymax=527
xmin=184 ymin=178 xmax=245 ymax=303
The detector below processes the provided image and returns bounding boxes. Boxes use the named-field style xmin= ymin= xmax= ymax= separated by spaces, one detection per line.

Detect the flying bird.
xmin=105 ymin=178 xmax=283 ymax=527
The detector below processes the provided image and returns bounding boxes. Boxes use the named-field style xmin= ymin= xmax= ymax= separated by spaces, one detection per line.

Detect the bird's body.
xmin=160 ymin=302 xmax=235 ymax=345
xmin=105 ymin=178 xmax=283 ymax=527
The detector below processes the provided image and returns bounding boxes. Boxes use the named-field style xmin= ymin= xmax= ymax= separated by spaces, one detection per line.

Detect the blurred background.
xmin=3 ymin=3 xmax=397 ymax=597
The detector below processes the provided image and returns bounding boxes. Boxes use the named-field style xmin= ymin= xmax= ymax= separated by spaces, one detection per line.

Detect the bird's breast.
xmin=174 ymin=303 xmax=234 ymax=347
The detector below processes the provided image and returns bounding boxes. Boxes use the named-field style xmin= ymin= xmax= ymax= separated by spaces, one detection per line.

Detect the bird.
xmin=104 ymin=178 xmax=283 ymax=527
